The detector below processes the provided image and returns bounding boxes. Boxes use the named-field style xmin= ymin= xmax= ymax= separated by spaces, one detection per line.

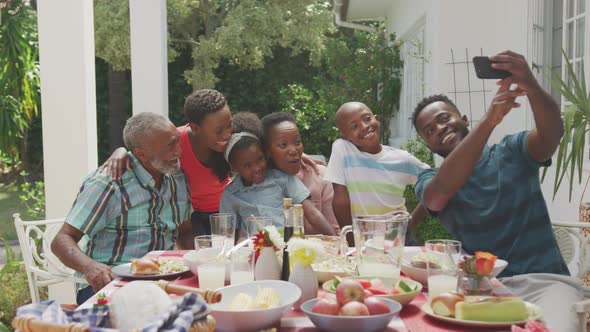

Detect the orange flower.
xmin=474 ymin=251 xmax=497 ymax=276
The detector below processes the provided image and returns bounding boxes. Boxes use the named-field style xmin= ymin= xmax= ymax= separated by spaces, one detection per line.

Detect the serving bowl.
xmin=209 ymin=280 xmax=301 ymax=332
xmin=400 ymin=251 xmax=509 ymax=286
xmin=322 ymin=276 xmax=422 ymax=306
xmin=311 ymin=255 xmax=356 ymax=283
xmin=300 ymin=297 xmax=402 ymax=332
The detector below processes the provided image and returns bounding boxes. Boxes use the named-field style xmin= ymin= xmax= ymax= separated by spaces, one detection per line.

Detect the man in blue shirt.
xmin=412 ymin=50 xmax=582 ymax=331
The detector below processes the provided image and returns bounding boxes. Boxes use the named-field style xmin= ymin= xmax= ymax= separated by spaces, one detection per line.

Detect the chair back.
xmin=552 ymin=221 xmax=590 ymax=279
xmin=13 ymin=213 xmax=86 ymax=302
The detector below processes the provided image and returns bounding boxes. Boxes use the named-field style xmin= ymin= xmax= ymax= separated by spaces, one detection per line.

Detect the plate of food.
xmin=112 ymin=258 xmax=190 ymax=280
xmin=422 ymin=292 xmax=543 ymax=328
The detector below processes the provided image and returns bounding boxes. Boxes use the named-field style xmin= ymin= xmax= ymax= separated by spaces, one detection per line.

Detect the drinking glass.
xmin=425 ymin=239 xmax=462 ymax=265
xmin=194 ymin=235 xmax=226 ymax=289
xmin=425 ymin=239 xmax=461 ymax=300
xmin=340 ymin=211 xmax=409 ymax=279
xmin=210 ymin=213 xmax=236 ymax=251
xmin=230 ymin=247 xmax=255 ymax=285
xmin=245 ymin=216 xmax=273 ymax=239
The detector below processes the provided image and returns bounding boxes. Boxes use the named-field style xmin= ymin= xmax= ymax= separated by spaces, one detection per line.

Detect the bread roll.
xmin=109 ymin=280 xmax=173 ymax=330
xmin=130 ymin=258 xmax=160 ymax=275
xmin=430 ymin=292 xmax=464 ymax=317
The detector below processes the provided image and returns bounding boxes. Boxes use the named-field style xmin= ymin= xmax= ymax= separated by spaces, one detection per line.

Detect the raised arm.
xmin=422 ymin=83 xmax=523 ymax=211
xmin=490 ymin=51 xmax=563 ymax=162
xmin=51 ymin=224 xmax=115 ymax=291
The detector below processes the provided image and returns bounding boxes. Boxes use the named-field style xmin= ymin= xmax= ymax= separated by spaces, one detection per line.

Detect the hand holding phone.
xmin=473 ymin=56 xmax=511 ymax=79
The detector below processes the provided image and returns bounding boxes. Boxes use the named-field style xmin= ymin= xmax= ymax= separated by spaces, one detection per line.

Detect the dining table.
xmin=81 ymin=247 xmax=520 ymax=332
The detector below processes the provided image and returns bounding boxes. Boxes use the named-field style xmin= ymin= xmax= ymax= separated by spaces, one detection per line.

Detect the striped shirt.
xmin=324 ymin=138 xmax=430 ymax=216
xmin=65 ymin=153 xmax=190 ymax=268
xmin=415 ymin=131 xmax=569 ymax=277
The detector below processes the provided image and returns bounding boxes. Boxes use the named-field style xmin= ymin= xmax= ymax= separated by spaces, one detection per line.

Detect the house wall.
xmin=383 ymin=0 xmax=588 ymax=222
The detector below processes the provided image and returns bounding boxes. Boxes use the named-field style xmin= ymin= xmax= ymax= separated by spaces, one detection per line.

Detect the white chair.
xmin=13 ymin=213 xmax=87 ymax=302
xmin=552 ymin=221 xmax=590 ymax=332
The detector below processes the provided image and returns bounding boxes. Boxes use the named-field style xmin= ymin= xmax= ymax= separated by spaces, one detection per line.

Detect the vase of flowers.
xmin=286 ymin=238 xmax=326 ymax=310
xmin=459 ymin=251 xmax=497 ymax=295
xmin=253 ymin=225 xmax=285 ymax=280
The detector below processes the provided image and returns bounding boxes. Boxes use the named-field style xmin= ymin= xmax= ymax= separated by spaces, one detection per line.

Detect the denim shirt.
xmin=220 ymin=169 xmax=310 ymax=234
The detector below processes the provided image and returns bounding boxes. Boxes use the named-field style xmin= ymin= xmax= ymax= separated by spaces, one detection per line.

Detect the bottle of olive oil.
xmin=292 ymin=204 xmax=305 ymax=238
xmin=281 ymin=198 xmax=293 ymax=281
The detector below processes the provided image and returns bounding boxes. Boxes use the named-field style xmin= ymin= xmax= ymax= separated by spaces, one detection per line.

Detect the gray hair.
xmin=123 ymin=112 xmax=172 ymax=151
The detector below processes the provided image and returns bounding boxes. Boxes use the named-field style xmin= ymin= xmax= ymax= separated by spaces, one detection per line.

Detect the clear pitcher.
xmin=340 ymin=211 xmax=409 ymax=279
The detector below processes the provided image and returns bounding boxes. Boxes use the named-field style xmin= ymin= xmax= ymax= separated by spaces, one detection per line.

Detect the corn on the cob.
xmin=253 ymin=287 xmax=280 ymax=309
xmin=228 ymin=292 xmax=253 ymax=311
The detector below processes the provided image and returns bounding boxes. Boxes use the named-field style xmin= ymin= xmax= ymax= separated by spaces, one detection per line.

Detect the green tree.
xmin=0 ymin=0 xmax=40 ymax=170
xmin=318 ymin=28 xmax=403 ymax=143
xmin=93 ymin=0 xmax=335 ymax=152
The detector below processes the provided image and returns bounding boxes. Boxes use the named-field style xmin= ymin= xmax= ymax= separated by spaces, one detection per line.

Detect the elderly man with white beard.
xmin=52 ymin=112 xmax=192 ymax=304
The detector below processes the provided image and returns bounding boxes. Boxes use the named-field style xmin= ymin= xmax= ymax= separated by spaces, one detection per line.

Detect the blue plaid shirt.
xmin=66 ymin=153 xmax=190 ymax=269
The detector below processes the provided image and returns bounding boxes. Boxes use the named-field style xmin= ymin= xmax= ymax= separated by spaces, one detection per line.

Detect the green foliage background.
xmin=402 ymin=137 xmax=452 ymax=243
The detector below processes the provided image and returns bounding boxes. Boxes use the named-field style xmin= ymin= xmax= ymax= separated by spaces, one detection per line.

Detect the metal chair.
xmin=13 ymin=213 xmax=86 ymax=302
xmin=552 ymin=221 xmax=590 ymax=332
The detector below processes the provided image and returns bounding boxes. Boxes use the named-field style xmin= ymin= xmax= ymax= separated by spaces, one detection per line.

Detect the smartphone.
xmin=472 ymin=56 xmax=511 ymax=79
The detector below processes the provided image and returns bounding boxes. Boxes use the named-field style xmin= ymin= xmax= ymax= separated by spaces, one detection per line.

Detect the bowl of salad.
xmin=322 ymin=276 xmax=422 ymax=306
xmin=312 ymin=256 xmax=357 ymax=284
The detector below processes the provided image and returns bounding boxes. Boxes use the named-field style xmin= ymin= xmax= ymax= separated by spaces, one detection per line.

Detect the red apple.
xmin=339 ymin=301 xmax=369 ymax=316
xmin=362 ymin=289 xmax=373 ymax=299
xmin=311 ymin=298 xmax=340 ymax=316
xmin=364 ymin=297 xmax=390 ymax=315
xmin=335 ymin=280 xmax=365 ymax=306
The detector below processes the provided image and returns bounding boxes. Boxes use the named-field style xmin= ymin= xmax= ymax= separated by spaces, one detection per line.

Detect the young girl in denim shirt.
xmin=219 ymin=112 xmax=336 ymax=236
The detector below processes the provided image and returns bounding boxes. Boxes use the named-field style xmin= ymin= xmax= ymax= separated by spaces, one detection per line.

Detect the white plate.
xmin=111 ymin=263 xmax=189 ymax=280
xmin=421 ymin=301 xmax=543 ymax=328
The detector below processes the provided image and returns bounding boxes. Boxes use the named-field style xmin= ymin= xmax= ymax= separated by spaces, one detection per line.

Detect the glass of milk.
xmin=230 ymin=247 xmax=255 ymax=285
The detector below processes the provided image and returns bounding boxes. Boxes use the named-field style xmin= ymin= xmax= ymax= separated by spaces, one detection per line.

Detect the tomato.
xmin=357 ymin=279 xmax=372 ymax=289
xmin=367 ymin=287 xmax=388 ymax=295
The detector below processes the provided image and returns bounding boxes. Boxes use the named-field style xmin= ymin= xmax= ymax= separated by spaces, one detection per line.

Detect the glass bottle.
xmin=292 ymin=204 xmax=305 ymax=238
xmin=281 ymin=198 xmax=293 ymax=281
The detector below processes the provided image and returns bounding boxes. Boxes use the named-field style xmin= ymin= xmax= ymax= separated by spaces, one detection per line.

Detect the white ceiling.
xmin=344 ymin=0 xmax=393 ymax=21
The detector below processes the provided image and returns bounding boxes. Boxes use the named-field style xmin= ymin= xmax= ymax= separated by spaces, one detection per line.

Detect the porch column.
xmin=37 ymin=0 xmax=97 ymax=303
xmin=129 ymin=0 xmax=169 ymax=116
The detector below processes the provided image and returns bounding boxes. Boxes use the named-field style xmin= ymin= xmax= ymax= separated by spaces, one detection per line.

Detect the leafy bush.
xmin=0 ymin=239 xmax=32 ymax=330
xmin=17 ymin=172 xmax=45 ymax=220
xmin=402 ymin=136 xmax=452 ymax=244
xmin=279 ymin=84 xmax=338 ymax=156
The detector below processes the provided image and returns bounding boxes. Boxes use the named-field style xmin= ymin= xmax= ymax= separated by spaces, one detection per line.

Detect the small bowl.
xmin=182 ymin=251 xmax=200 ymax=275
xmin=301 ymin=297 xmax=402 ymax=332
xmin=322 ymin=277 xmax=422 ymax=306
xmin=400 ymin=251 xmax=509 ymax=286
xmin=311 ymin=256 xmax=356 ymax=284
xmin=183 ymin=250 xmax=231 ymax=281
xmin=209 ymin=280 xmax=301 ymax=332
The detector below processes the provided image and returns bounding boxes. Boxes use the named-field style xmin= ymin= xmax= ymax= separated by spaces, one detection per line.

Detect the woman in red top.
xmin=103 ymin=89 xmax=233 ymax=236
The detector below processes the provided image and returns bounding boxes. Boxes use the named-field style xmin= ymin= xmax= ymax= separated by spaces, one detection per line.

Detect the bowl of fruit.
xmin=322 ymin=276 xmax=422 ymax=306
xmin=301 ymin=279 xmax=403 ymax=332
